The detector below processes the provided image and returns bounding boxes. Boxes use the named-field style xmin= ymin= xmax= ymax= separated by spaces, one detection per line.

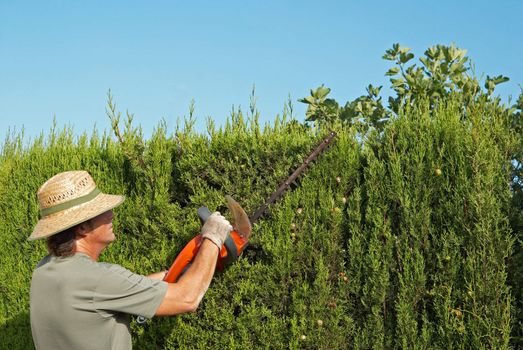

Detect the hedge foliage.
xmin=0 ymin=92 xmax=521 ymax=348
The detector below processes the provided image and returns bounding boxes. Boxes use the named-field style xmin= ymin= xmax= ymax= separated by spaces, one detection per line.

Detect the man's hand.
xmin=201 ymin=212 xmax=232 ymax=249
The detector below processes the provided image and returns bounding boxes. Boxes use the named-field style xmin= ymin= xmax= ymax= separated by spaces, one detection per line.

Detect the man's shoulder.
xmin=34 ymin=253 xmax=123 ymax=276
xmin=33 ymin=253 xmax=146 ymax=285
xmin=75 ymin=255 xmax=131 ymax=278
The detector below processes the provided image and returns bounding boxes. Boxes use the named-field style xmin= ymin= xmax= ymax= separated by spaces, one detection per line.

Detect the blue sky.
xmin=1 ymin=1 xmax=522 ymax=142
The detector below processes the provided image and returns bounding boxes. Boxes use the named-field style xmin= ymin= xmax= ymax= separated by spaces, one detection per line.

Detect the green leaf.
xmin=391 ymin=78 xmax=406 ymax=87
xmin=366 ymin=84 xmax=382 ymax=97
xmin=314 ymin=85 xmax=331 ymax=100
xmin=298 ymin=97 xmax=314 ymax=105
xmin=383 ymin=43 xmax=401 ymax=60
xmin=398 ymin=46 xmax=412 ymax=55
xmin=323 ymin=98 xmax=339 ymax=109
xmin=399 ymin=52 xmax=414 ymax=64
xmin=385 ymin=67 xmax=400 ymax=76
xmin=425 ymin=46 xmax=438 ymax=59
xmin=485 ymin=75 xmax=510 ymax=94
xmin=493 ymin=75 xmax=510 ymax=85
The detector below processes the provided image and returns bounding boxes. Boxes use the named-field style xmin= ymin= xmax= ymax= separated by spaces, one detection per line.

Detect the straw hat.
xmin=29 ymin=171 xmax=125 ymax=240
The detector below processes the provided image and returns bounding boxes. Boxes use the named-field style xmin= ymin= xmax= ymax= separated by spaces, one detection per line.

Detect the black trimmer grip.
xmin=197 ymin=206 xmax=212 ymax=224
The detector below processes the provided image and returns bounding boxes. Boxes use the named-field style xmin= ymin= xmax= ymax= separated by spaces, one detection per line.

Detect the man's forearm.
xmin=154 ymin=238 xmax=220 ymax=315
xmin=176 ymin=238 xmax=220 ymax=298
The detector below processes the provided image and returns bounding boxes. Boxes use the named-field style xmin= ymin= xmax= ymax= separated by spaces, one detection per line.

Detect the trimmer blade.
xmin=225 ymin=195 xmax=252 ymax=240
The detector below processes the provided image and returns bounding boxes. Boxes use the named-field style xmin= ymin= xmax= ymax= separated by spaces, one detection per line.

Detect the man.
xmin=29 ymin=170 xmax=232 ymax=349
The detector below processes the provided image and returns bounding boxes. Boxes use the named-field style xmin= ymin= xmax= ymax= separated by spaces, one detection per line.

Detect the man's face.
xmin=88 ymin=210 xmax=115 ymax=245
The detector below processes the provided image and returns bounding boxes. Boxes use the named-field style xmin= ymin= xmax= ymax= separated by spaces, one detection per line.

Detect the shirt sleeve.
xmin=93 ymin=263 xmax=168 ymax=319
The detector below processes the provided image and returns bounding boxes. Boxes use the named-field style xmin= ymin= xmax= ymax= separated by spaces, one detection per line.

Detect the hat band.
xmin=40 ymin=188 xmax=101 ymax=217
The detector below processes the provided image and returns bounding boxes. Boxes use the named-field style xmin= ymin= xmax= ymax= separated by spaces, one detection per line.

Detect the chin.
xmin=106 ymin=233 xmax=116 ymax=242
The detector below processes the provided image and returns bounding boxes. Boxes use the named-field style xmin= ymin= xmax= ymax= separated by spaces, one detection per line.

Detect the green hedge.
xmin=0 ymin=96 xmax=519 ymax=349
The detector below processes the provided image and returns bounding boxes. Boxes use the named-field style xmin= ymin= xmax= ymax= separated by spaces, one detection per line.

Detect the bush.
xmin=0 ymin=90 xmax=519 ymax=348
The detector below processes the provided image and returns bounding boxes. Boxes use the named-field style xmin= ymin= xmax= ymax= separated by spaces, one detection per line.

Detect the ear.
xmin=74 ymin=220 xmax=92 ymax=238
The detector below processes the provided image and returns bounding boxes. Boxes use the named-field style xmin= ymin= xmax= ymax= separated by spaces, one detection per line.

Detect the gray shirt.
xmin=30 ymin=253 xmax=168 ymax=350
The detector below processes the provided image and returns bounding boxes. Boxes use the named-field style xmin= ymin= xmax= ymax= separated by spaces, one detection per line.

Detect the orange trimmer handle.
xmin=164 ymin=234 xmax=203 ymax=283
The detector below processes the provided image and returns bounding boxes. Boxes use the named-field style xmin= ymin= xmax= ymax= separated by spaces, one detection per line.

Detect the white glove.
xmin=201 ymin=212 xmax=233 ymax=249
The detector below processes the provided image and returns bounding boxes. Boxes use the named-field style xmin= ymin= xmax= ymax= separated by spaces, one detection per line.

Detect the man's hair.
xmin=46 ymin=220 xmax=92 ymax=257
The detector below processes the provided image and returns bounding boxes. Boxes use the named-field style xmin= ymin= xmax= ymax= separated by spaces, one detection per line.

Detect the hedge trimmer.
xmin=164 ymin=130 xmax=337 ymax=283
xmin=137 ymin=131 xmax=336 ymax=323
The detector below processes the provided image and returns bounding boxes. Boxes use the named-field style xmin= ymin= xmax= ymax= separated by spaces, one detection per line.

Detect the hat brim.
xmin=29 ymin=193 xmax=125 ymax=241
